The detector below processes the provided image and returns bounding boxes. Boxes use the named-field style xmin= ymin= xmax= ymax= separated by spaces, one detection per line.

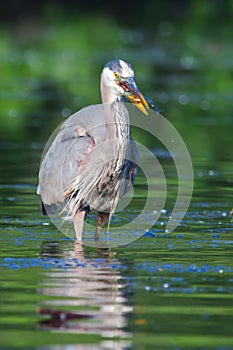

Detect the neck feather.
xmin=100 ymin=80 xmax=130 ymax=141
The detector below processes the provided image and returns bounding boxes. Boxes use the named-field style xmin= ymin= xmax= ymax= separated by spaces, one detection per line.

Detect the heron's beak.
xmin=117 ymin=77 xmax=149 ymax=115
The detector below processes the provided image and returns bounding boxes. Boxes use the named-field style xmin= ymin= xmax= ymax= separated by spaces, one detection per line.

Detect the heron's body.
xmin=38 ymin=60 xmax=150 ymax=241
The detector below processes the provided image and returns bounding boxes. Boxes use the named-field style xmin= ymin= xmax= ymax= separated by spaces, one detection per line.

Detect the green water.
xmin=1 ymin=3 xmax=233 ymax=349
xmin=1 ymin=139 xmax=232 ymax=350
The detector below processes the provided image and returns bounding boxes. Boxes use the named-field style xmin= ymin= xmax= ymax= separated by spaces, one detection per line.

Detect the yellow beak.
xmin=126 ymin=91 xmax=149 ymax=115
xmin=117 ymin=77 xmax=149 ymax=115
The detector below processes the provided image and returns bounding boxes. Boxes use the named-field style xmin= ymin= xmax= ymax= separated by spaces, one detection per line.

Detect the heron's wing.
xmin=128 ymin=138 xmax=139 ymax=183
xmin=117 ymin=139 xmax=139 ymax=197
xmin=38 ymin=104 xmax=107 ymax=207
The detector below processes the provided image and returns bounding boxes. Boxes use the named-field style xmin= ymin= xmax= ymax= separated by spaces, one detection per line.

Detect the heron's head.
xmin=101 ymin=59 xmax=150 ymax=115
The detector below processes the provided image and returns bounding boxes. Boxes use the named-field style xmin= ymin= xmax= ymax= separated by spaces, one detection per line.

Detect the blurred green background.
xmin=0 ymin=0 xmax=232 ymax=213
xmin=0 ymin=0 xmax=232 ymax=156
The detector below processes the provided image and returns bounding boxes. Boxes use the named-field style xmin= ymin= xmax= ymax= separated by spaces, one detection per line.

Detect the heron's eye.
xmin=114 ymin=71 xmax=120 ymax=79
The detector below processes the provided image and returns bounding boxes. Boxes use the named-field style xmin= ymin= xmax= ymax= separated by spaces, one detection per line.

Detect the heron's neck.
xmin=100 ymin=85 xmax=130 ymax=141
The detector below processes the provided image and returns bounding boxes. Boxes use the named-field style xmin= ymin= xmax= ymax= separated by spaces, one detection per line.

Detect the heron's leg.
xmin=94 ymin=212 xmax=109 ymax=240
xmin=73 ymin=241 xmax=84 ymax=259
xmin=73 ymin=209 xmax=86 ymax=242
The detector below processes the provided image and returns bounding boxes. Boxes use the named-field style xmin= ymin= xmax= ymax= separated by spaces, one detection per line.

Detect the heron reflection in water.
xmin=38 ymin=60 xmax=157 ymax=241
xmin=37 ymin=241 xmax=133 ymax=344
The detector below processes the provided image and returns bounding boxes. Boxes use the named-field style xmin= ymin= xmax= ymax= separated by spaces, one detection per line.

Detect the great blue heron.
xmin=38 ymin=59 xmax=155 ymax=242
